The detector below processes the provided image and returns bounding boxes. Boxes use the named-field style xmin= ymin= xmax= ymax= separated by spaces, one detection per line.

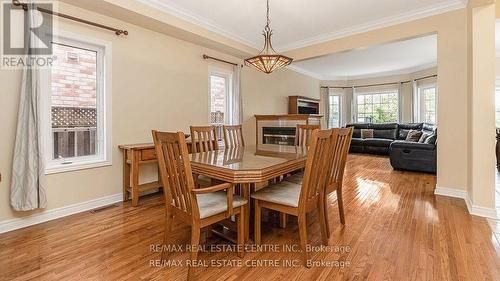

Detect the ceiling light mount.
xmin=244 ymin=0 xmax=293 ymax=74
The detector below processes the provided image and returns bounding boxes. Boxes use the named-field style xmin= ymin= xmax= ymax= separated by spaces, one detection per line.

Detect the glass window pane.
xmin=328 ymin=95 xmax=341 ymax=128
xmin=355 ymin=91 xmax=398 ymax=123
xmin=51 ymin=43 xmax=97 ymax=159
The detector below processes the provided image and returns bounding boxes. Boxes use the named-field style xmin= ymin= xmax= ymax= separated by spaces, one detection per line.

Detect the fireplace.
xmin=255 ymin=114 xmax=322 ymax=151
xmin=262 ymin=126 xmax=296 ymax=146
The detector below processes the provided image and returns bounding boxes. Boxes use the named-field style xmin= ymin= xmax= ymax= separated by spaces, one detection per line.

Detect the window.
xmin=43 ymin=33 xmax=111 ymax=174
xmin=416 ymin=85 xmax=437 ymax=124
xmin=209 ymin=71 xmax=232 ymax=140
xmin=354 ymin=89 xmax=399 ymax=123
xmin=328 ymin=93 xmax=341 ymax=128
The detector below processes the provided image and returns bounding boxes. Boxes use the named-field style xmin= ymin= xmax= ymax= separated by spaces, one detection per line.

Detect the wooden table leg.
xmin=131 ymin=151 xmax=140 ymax=207
xmin=240 ymin=183 xmax=251 ymax=243
xmin=122 ymin=151 xmax=130 ymax=202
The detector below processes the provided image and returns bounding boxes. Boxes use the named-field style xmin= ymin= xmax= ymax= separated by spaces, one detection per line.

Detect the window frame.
xmin=415 ymin=83 xmax=437 ymax=125
xmin=208 ymin=68 xmax=233 ymax=125
xmin=327 ymin=92 xmax=342 ymax=128
xmin=42 ymin=30 xmax=112 ymax=174
xmin=352 ymin=88 xmax=400 ymax=123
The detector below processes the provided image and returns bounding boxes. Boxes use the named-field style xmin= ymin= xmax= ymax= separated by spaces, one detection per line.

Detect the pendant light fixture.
xmin=244 ymin=0 xmax=293 ymax=74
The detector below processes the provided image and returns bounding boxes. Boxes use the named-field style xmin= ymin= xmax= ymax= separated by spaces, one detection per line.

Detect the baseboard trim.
xmin=0 ymin=193 xmax=123 ymax=234
xmin=466 ymin=193 xmax=499 ymax=219
xmin=435 ymin=186 xmax=499 ymax=220
xmin=434 ymin=186 xmax=467 ymax=199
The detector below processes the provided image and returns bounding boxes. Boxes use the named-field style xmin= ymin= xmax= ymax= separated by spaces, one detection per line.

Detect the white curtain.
xmin=321 ymin=87 xmax=329 ymax=128
xmin=10 ymin=0 xmax=47 ymax=211
xmin=231 ymin=65 xmax=243 ymax=125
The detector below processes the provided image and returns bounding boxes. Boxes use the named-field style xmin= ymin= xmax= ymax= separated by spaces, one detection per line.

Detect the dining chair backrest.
xmin=299 ymin=129 xmax=335 ymax=209
xmin=190 ymin=125 xmax=219 ymax=153
xmin=295 ymin=124 xmax=321 ymax=148
xmin=326 ymin=127 xmax=353 ymax=194
xmin=152 ymin=130 xmax=199 ymax=218
xmin=223 ymin=125 xmax=245 ymax=148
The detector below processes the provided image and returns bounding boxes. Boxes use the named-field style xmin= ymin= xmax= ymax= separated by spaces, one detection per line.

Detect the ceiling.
xmin=140 ymin=0 xmax=466 ymax=51
xmin=292 ymin=35 xmax=437 ymax=80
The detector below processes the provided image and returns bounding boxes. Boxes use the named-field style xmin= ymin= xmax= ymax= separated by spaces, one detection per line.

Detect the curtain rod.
xmin=12 ymin=0 xmax=128 ymax=36
xmin=321 ymin=74 xmax=437 ymax=89
xmin=203 ymin=55 xmax=243 ymax=67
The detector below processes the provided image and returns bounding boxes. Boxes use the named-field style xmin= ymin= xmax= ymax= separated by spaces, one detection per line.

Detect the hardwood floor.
xmin=1 ymin=154 xmax=499 ymax=281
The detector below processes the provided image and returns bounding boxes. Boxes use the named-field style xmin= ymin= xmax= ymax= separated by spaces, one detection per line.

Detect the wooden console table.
xmin=118 ymin=143 xmax=161 ymax=207
xmin=119 ymin=138 xmax=217 ymax=206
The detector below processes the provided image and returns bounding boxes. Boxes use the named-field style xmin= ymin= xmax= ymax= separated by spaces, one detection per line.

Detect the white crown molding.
xmin=138 ymin=0 xmax=465 ymax=52
xmin=287 ymin=64 xmax=325 ymax=80
xmin=137 ymin=0 xmax=260 ymax=50
xmin=279 ymin=0 xmax=466 ymax=52
xmin=0 ymin=193 xmax=123 ymax=234
xmin=319 ymin=62 xmax=437 ymax=82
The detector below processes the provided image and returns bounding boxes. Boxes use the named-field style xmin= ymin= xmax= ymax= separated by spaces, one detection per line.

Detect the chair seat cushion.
xmin=251 ymin=181 xmax=301 ymax=207
xmin=284 ymin=172 xmax=304 ymax=184
xmin=196 ymin=191 xmax=247 ymax=219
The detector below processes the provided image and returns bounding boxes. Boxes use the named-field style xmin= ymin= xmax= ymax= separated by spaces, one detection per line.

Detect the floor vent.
xmin=89 ymin=204 xmax=119 ymax=213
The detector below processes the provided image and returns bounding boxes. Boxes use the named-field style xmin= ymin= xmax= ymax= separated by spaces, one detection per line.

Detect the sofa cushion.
xmin=398 ymin=123 xmax=423 ymax=140
xmin=364 ymin=138 xmax=393 ymax=147
xmin=422 ymin=123 xmax=437 ymax=133
xmin=351 ymin=138 xmax=364 ymax=146
xmin=390 ymin=140 xmax=435 ymax=151
xmin=370 ymin=123 xmax=398 ymax=140
xmin=346 ymin=123 xmax=370 ymax=138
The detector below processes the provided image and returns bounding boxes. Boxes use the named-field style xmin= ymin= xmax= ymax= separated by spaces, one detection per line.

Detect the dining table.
xmin=189 ymin=145 xmax=308 ymax=242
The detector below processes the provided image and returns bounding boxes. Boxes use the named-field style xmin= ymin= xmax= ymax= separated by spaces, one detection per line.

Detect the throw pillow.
xmin=418 ymin=132 xmax=430 ymax=143
xmin=424 ymin=134 xmax=437 ymax=145
xmin=406 ymin=130 xmax=423 ymax=142
xmin=360 ymin=129 xmax=374 ymax=139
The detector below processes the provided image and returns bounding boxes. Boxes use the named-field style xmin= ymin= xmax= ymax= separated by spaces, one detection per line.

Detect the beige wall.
xmin=0 ymin=2 xmax=319 ymax=222
xmin=321 ymin=68 xmax=437 ymax=125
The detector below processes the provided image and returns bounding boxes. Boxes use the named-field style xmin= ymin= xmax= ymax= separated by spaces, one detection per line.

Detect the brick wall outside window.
xmin=51 ymin=44 xmax=97 ymax=108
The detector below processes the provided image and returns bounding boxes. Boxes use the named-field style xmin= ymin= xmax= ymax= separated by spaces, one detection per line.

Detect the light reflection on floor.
xmin=355 ymin=178 xmax=382 ymax=204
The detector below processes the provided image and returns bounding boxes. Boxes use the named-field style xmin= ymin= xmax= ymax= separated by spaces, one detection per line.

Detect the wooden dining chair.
xmin=190 ymin=126 xmax=220 ymax=187
xmin=277 ymin=124 xmax=321 ymax=227
xmin=286 ymin=128 xmax=353 ymax=226
xmin=323 ymin=127 xmax=353 ymax=235
xmin=295 ymin=124 xmax=321 ymax=148
xmin=190 ymin=125 xmax=219 ymax=153
xmin=251 ymin=129 xmax=335 ymax=266
xmin=152 ymin=130 xmax=247 ymax=279
xmin=223 ymin=125 xmax=245 ymax=148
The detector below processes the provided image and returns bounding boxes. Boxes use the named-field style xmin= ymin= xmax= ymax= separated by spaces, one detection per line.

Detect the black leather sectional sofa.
xmin=346 ymin=123 xmax=437 ymax=173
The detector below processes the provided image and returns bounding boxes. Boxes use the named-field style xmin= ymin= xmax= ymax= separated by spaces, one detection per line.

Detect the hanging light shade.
xmin=245 ymin=0 xmax=293 ymax=74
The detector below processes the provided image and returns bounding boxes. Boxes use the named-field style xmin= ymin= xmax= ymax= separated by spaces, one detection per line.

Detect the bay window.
xmin=353 ymin=87 xmax=399 ymax=123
